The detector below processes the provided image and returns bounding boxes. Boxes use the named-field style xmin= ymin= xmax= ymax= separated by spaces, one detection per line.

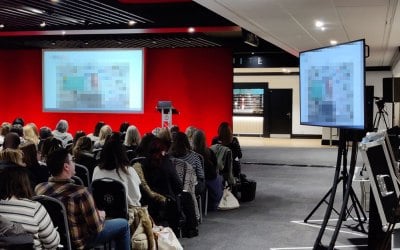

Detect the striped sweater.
xmin=0 ymin=198 xmax=60 ymax=249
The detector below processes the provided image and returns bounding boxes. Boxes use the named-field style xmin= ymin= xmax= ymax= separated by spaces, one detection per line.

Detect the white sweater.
xmin=92 ymin=166 xmax=142 ymax=206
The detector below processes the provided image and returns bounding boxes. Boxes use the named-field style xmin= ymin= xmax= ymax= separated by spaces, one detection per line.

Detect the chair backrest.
xmin=130 ymin=156 xmax=146 ymax=165
xmin=74 ymin=163 xmax=91 ymax=187
xmin=32 ymin=195 xmax=72 ymax=250
xmin=71 ymin=175 xmax=84 ymax=186
xmin=91 ymin=178 xmax=128 ymax=219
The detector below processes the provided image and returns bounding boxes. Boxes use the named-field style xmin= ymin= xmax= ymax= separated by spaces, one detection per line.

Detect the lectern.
xmin=156 ymin=101 xmax=178 ymax=128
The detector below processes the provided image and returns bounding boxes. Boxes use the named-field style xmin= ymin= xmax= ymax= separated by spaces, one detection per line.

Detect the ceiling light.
xmin=330 ymin=40 xmax=338 ymax=45
xmin=188 ymin=27 xmax=195 ymax=33
xmin=315 ymin=20 xmax=324 ymax=28
xmin=0 ymin=24 xmax=4 ymax=29
xmin=40 ymin=21 xmax=46 ymax=28
xmin=61 ymin=30 xmax=66 ymax=35
xmin=128 ymin=20 xmax=136 ymax=26
xmin=320 ymin=26 xmax=326 ymax=31
xmin=24 ymin=7 xmax=45 ymax=14
xmin=51 ymin=0 xmax=59 ymax=3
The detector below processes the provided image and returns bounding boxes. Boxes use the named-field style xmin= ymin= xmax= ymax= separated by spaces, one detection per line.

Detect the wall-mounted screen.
xmin=43 ymin=48 xmax=144 ymax=113
xmin=233 ymin=85 xmax=265 ymax=116
xmin=299 ymin=39 xmax=365 ymax=130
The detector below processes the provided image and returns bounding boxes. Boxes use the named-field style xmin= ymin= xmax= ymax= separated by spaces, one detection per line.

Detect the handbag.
xmin=129 ymin=206 xmax=156 ymax=250
xmin=218 ymin=187 xmax=240 ymax=210
xmin=153 ymin=226 xmax=183 ymax=250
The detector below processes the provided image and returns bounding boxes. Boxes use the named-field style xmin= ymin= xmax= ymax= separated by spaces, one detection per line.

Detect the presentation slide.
xmin=43 ymin=49 xmax=144 ymax=113
xmin=299 ymin=40 xmax=365 ymax=129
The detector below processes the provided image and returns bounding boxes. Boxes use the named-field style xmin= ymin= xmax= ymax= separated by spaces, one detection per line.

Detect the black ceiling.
xmin=0 ymin=0 xmax=298 ymax=65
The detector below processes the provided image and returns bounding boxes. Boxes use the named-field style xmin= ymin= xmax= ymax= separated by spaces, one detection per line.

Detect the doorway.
xmin=268 ymin=89 xmax=292 ymax=137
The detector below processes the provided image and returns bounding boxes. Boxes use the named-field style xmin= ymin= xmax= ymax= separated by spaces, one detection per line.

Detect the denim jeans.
xmin=86 ymin=218 xmax=130 ymax=250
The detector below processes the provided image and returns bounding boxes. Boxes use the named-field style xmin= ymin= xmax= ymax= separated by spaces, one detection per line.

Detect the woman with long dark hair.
xmin=92 ymin=132 xmax=141 ymax=206
xmin=0 ymin=166 xmax=60 ymax=249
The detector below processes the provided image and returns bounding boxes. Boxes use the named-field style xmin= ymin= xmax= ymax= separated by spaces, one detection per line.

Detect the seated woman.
xmin=20 ymin=142 xmax=50 ymax=188
xmin=0 ymin=165 xmax=60 ymax=249
xmin=192 ymin=129 xmax=222 ymax=211
xmin=93 ymin=125 xmax=112 ymax=150
xmin=92 ymin=132 xmax=142 ymax=207
xmin=72 ymin=136 xmax=97 ymax=180
xmin=134 ymin=136 xmax=183 ymax=231
xmin=123 ymin=125 xmax=141 ymax=161
xmin=52 ymin=119 xmax=73 ymax=148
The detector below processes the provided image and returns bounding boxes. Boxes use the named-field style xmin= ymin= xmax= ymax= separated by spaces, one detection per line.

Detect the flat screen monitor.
xmin=299 ymin=39 xmax=365 ymax=130
xmin=42 ymin=48 xmax=144 ymax=113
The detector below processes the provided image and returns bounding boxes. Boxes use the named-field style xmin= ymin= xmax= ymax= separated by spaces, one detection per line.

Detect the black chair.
xmin=130 ymin=156 xmax=146 ymax=165
xmin=32 ymin=195 xmax=72 ymax=250
xmin=71 ymin=175 xmax=84 ymax=186
xmin=74 ymin=163 xmax=91 ymax=188
xmin=91 ymin=178 xmax=128 ymax=219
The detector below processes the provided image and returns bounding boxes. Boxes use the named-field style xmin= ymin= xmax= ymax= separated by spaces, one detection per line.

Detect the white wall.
xmin=234 ymin=68 xmax=394 ymax=136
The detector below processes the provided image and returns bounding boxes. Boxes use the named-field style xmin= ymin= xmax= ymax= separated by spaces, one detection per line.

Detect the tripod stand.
xmin=374 ymin=100 xmax=389 ymax=131
xmin=306 ymin=129 xmax=367 ymax=249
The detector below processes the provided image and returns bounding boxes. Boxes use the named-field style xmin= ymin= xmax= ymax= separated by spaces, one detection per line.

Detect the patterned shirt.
xmin=35 ymin=178 xmax=104 ymax=250
xmin=0 ymin=198 xmax=60 ymax=249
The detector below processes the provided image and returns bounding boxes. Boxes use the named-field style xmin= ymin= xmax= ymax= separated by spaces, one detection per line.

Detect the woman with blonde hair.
xmin=93 ymin=124 xmax=112 ymax=149
xmin=123 ymin=125 xmax=141 ymax=161
xmin=23 ymin=123 xmax=40 ymax=145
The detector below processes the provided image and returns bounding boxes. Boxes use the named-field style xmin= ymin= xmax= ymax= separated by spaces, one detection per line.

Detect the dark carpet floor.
xmin=179 ymin=144 xmax=369 ymax=250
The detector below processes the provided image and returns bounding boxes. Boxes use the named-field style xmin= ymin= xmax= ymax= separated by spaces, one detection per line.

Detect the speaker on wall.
xmin=383 ymin=77 xmax=400 ymax=102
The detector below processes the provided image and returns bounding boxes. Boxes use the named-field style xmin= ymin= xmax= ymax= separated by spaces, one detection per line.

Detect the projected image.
xmin=307 ymin=63 xmax=354 ymax=123
xmin=56 ymin=64 xmax=130 ymax=109
xmin=43 ymin=49 xmax=143 ymax=113
xmin=233 ymin=88 xmax=264 ymax=115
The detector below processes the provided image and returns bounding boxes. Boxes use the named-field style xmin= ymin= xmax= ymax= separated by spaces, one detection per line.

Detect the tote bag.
xmin=218 ymin=187 xmax=240 ymax=210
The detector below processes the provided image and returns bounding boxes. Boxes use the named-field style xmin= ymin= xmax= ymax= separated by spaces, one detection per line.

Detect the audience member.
xmin=93 ymin=124 xmax=112 ymax=149
xmin=212 ymin=122 xmax=243 ymax=178
xmin=158 ymin=127 xmax=172 ymax=150
xmin=192 ymin=129 xmax=222 ymax=211
xmin=0 ymin=122 xmax=11 ymax=146
xmin=2 ymin=132 xmax=21 ymax=150
xmin=93 ymin=132 xmax=141 ymax=206
xmin=72 ymin=136 xmax=97 ymax=179
xmin=0 ymin=166 xmax=60 ymax=249
xmin=185 ymin=126 xmax=197 ymax=149
xmin=87 ymin=121 xmax=105 ymax=144
xmin=23 ymin=123 xmax=40 ymax=146
xmin=52 ymin=119 xmax=73 ymax=148
xmin=10 ymin=124 xmax=24 ymax=143
xmin=20 ymin=142 xmax=50 ymax=188
xmin=39 ymin=137 xmax=62 ymax=163
xmin=136 ymin=137 xmax=182 ymax=227
xmin=119 ymin=121 xmax=130 ymax=142
xmin=0 ymin=148 xmax=25 ymax=169
xmin=123 ymin=125 xmax=141 ymax=161
xmin=35 ymin=148 xmax=130 ymax=250
xmin=12 ymin=117 xmax=25 ymax=127
xmin=170 ymin=132 xmax=205 ymax=195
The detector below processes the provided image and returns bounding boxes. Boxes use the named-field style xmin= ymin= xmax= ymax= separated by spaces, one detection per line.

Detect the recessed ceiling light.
xmin=61 ymin=30 xmax=66 ymax=35
xmin=51 ymin=0 xmax=59 ymax=3
xmin=128 ymin=20 xmax=136 ymax=26
xmin=0 ymin=24 xmax=4 ymax=29
xmin=320 ymin=26 xmax=326 ymax=31
xmin=330 ymin=40 xmax=338 ymax=45
xmin=40 ymin=21 xmax=46 ymax=27
xmin=315 ymin=20 xmax=324 ymax=28
xmin=188 ymin=27 xmax=195 ymax=33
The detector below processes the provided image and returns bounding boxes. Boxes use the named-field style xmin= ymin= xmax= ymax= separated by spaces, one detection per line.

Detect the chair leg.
xmin=204 ymin=188 xmax=208 ymax=216
xmin=196 ymin=195 xmax=202 ymax=224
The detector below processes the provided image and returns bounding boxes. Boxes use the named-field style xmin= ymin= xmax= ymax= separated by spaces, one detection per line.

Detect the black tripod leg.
xmin=328 ymin=139 xmax=359 ymax=249
xmin=304 ymin=187 xmax=333 ymax=223
xmin=348 ymin=187 xmax=367 ymax=232
xmin=312 ymin=136 xmax=345 ymax=249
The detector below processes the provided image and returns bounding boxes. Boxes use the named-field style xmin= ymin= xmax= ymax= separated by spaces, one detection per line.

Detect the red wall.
xmin=0 ymin=47 xmax=233 ymax=144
